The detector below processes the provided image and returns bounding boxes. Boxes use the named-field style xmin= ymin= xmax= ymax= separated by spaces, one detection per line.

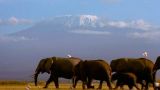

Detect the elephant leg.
xmin=152 ymin=81 xmax=155 ymax=90
xmin=115 ymin=82 xmax=124 ymax=90
xmin=44 ymin=75 xmax=59 ymax=88
xmin=87 ymin=78 xmax=94 ymax=89
xmin=72 ymin=77 xmax=79 ymax=88
xmin=128 ymin=85 xmax=134 ymax=90
xmin=72 ymin=76 xmax=76 ymax=88
xmin=113 ymin=82 xmax=120 ymax=90
xmin=134 ymin=84 xmax=140 ymax=90
xmin=145 ymin=81 xmax=149 ymax=90
xmin=80 ymin=77 xmax=87 ymax=89
xmin=106 ymin=79 xmax=112 ymax=90
xmin=43 ymin=75 xmax=53 ymax=88
xmin=98 ymin=80 xmax=103 ymax=89
xmin=120 ymin=85 xmax=124 ymax=90
xmin=53 ymin=77 xmax=59 ymax=88
xmin=141 ymin=83 xmax=145 ymax=90
xmin=153 ymin=71 xmax=156 ymax=89
xmin=82 ymin=81 xmax=86 ymax=89
xmin=114 ymin=84 xmax=119 ymax=90
xmin=34 ymin=72 xmax=39 ymax=86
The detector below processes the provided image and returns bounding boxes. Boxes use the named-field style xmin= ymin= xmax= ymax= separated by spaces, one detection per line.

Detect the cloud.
xmin=130 ymin=19 xmax=153 ymax=31
xmin=70 ymin=29 xmax=111 ymax=35
xmin=107 ymin=21 xmax=128 ymax=28
xmin=107 ymin=19 xmax=154 ymax=31
xmin=0 ymin=35 xmax=36 ymax=43
xmin=128 ymin=30 xmax=160 ymax=41
xmin=0 ymin=16 xmax=32 ymax=26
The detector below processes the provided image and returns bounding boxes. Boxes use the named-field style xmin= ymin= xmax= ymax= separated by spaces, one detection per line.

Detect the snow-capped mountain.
xmin=1 ymin=15 xmax=160 ymax=80
xmin=36 ymin=15 xmax=102 ymax=28
xmin=12 ymin=14 xmax=157 ymax=38
xmin=11 ymin=15 xmax=136 ymax=38
xmin=79 ymin=15 xmax=98 ymax=26
xmin=12 ymin=15 xmax=109 ymax=38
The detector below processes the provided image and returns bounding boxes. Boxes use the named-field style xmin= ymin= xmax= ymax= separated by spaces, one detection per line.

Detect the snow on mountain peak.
xmin=80 ymin=15 xmax=98 ymax=26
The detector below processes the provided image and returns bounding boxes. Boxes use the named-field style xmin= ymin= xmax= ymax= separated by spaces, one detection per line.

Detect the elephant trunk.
xmin=34 ymin=71 xmax=40 ymax=86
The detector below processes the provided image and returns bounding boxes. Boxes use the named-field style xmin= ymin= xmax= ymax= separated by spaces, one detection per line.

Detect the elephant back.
xmin=85 ymin=60 xmax=111 ymax=70
xmin=110 ymin=58 xmax=146 ymax=73
xmin=52 ymin=57 xmax=81 ymax=67
xmin=68 ymin=57 xmax=81 ymax=66
xmin=52 ymin=57 xmax=73 ymax=67
xmin=95 ymin=60 xmax=111 ymax=72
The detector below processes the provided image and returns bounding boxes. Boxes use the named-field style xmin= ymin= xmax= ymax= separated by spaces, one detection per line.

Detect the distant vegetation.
xmin=0 ymin=80 xmax=45 ymax=85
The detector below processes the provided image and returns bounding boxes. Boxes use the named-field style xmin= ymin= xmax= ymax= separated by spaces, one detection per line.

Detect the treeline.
xmin=0 ymin=80 xmax=45 ymax=85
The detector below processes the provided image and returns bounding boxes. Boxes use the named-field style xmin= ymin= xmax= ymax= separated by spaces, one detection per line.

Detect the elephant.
xmin=73 ymin=59 xmax=112 ymax=90
xmin=153 ymin=56 xmax=160 ymax=74
xmin=34 ymin=58 xmax=53 ymax=86
xmin=111 ymin=72 xmax=140 ymax=90
xmin=152 ymin=56 xmax=160 ymax=90
xmin=34 ymin=56 xmax=81 ymax=88
xmin=110 ymin=58 xmax=155 ymax=90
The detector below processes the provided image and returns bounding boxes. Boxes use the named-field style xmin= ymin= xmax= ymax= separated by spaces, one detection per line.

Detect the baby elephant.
xmin=112 ymin=72 xmax=140 ymax=90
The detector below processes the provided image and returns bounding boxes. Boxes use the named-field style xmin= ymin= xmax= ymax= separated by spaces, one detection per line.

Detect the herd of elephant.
xmin=34 ymin=56 xmax=160 ymax=90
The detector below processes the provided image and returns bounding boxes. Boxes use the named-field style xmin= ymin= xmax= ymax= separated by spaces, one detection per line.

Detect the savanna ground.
xmin=0 ymin=80 xmax=155 ymax=90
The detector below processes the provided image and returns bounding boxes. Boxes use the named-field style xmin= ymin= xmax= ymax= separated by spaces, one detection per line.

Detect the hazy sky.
xmin=0 ymin=0 xmax=160 ymax=34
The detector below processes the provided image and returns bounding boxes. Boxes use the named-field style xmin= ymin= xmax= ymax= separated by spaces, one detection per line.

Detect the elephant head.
xmin=153 ymin=56 xmax=160 ymax=73
xmin=111 ymin=72 xmax=118 ymax=82
xmin=34 ymin=57 xmax=54 ymax=86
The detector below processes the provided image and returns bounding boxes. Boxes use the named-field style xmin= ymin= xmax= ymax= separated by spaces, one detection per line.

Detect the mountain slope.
xmin=0 ymin=15 xmax=160 ymax=80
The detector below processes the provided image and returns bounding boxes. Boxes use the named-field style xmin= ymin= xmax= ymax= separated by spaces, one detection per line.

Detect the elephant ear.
xmin=110 ymin=58 xmax=127 ymax=72
xmin=35 ymin=59 xmax=46 ymax=73
xmin=43 ymin=58 xmax=53 ymax=73
xmin=110 ymin=60 xmax=118 ymax=71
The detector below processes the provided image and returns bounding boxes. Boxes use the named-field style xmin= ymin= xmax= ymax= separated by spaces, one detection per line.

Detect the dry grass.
xmin=0 ymin=81 xmax=155 ymax=90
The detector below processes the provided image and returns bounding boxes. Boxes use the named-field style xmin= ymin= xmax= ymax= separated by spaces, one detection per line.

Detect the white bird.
xmin=67 ymin=54 xmax=72 ymax=58
xmin=142 ymin=51 xmax=148 ymax=58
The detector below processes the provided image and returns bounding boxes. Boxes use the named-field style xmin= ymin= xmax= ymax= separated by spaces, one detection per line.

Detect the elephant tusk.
xmin=155 ymin=82 xmax=160 ymax=87
xmin=152 ymin=70 xmax=157 ymax=74
xmin=31 ymin=74 xmax=35 ymax=78
xmin=51 ymin=60 xmax=53 ymax=64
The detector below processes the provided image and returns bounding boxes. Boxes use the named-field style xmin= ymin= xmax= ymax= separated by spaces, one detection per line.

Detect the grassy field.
xmin=0 ymin=83 xmax=88 ymax=90
xmin=0 ymin=81 xmax=155 ymax=90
